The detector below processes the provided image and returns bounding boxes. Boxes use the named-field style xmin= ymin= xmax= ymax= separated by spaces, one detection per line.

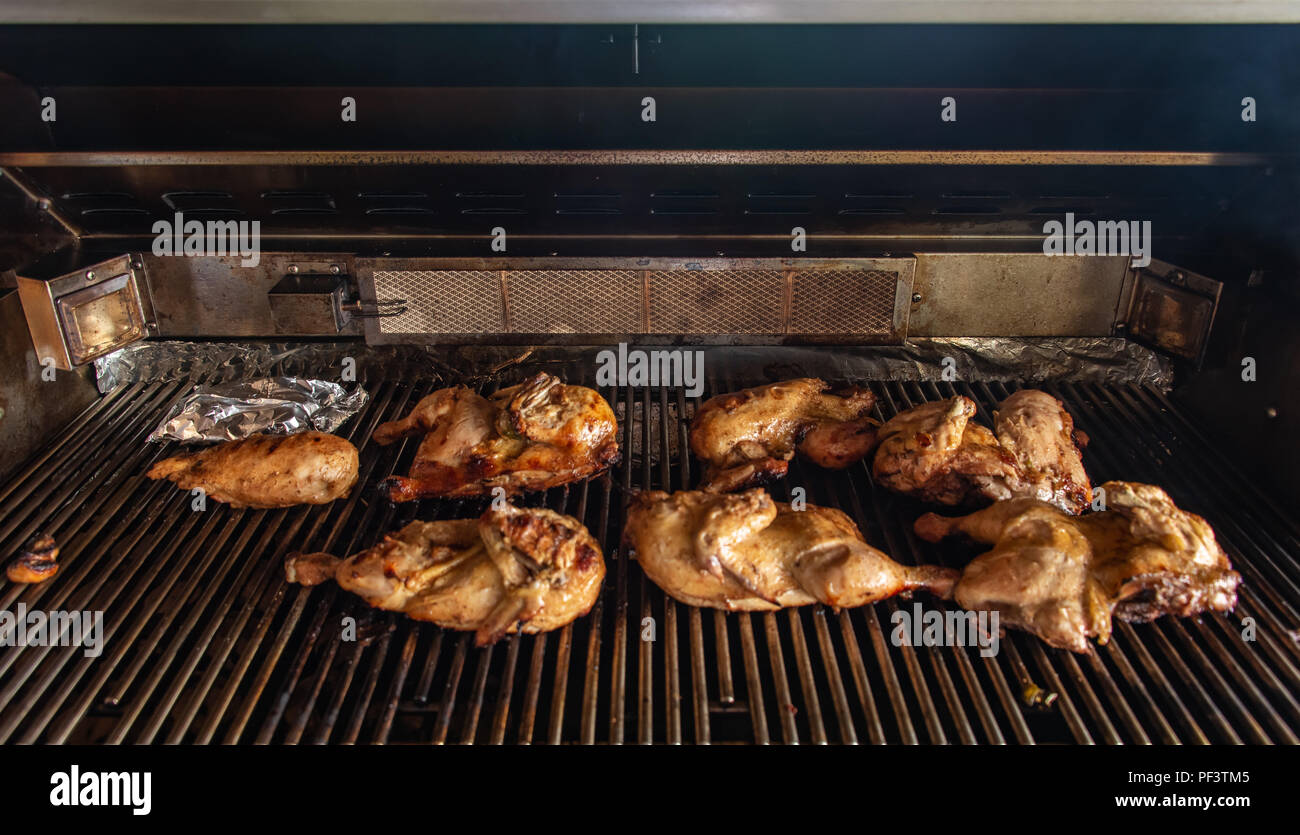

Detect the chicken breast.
xmin=319 ymin=504 xmax=605 ymax=645
xmin=624 ymin=488 xmax=957 ymax=611
xmin=147 ymin=431 xmax=359 ymax=508
xmin=914 ymin=481 xmax=1239 ymax=653
xmin=689 ymin=378 xmax=879 ymax=492
xmin=375 ymin=373 xmax=619 ymax=501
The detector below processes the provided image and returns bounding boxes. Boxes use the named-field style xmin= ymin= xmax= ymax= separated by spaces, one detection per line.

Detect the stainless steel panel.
xmin=143 ymin=253 xmax=362 ymax=337
xmin=909 ymin=253 xmax=1129 ymax=337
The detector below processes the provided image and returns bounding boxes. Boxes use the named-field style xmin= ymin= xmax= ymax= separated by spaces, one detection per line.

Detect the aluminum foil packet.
xmin=148 ymin=377 xmax=369 ymax=443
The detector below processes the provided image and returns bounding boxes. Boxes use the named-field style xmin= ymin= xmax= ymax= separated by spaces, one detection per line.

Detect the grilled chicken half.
xmin=287 ymin=503 xmax=605 ymax=645
xmin=914 ymin=481 xmax=1239 ymax=653
xmin=624 ymin=488 xmax=957 ymax=611
xmin=689 ymin=378 xmax=880 ymax=492
xmin=375 ymin=373 xmax=619 ymax=501
xmin=993 ymin=390 xmax=1091 ymax=514
xmin=872 ymin=391 xmax=1090 ymax=513
xmin=147 ymin=431 xmax=359 ymax=508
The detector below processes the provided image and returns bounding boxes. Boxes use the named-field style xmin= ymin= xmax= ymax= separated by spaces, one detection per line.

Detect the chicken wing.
xmin=624 ymin=488 xmax=957 ymax=611
xmin=375 ymin=373 xmax=619 ymax=501
xmin=147 ymin=431 xmax=359 ymax=508
xmin=296 ymin=504 xmax=605 ymax=645
xmin=872 ymin=391 xmax=1089 ymax=513
xmin=689 ymin=378 xmax=879 ymax=492
xmin=914 ymin=481 xmax=1239 ymax=653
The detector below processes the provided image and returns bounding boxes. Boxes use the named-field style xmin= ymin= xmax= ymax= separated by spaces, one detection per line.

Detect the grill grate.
xmin=0 ymin=367 xmax=1297 ymax=744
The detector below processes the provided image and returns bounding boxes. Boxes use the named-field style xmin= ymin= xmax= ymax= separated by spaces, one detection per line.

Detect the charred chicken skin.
xmin=374 ymin=373 xmax=619 ymax=501
xmin=872 ymin=391 xmax=1090 ymax=514
xmin=286 ymin=503 xmax=605 ymax=646
xmin=147 ymin=431 xmax=359 ymax=508
xmin=689 ymin=378 xmax=879 ymax=492
xmin=914 ymin=481 xmax=1239 ymax=653
xmin=624 ymin=488 xmax=957 ymax=611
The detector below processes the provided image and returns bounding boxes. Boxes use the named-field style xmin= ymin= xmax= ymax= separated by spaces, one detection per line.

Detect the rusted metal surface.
xmin=0 ymin=150 xmax=1282 ymax=168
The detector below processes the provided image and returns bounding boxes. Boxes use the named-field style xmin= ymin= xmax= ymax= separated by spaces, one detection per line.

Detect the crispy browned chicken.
xmin=689 ymin=378 xmax=879 ymax=492
xmin=914 ymin=481 xmax=1239 ymax=653
xmin=375 ymin=373 xmax=619 ymax=501
xmin=6 ymin=533 xmax=59 ymax=584
xmin=147 ymin=431 xmax=359 ymax=508
xmin=286 ymin=503 xmax=605 ymax=645
xmin=872 ymin=391 xmax=1090 ymax=513
xmin=624 ymin=488 xmax=957 ymax=611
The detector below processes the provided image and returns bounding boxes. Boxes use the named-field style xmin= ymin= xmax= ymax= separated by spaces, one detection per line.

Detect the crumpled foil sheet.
xmin=97 ymin=336 xmax=1173 ymax=395
xmin=94 ymin=341 xmax=462 ymax=394
xmin=148 ymin=377 xmax=369 ymax=443
xmin=702 ymin=337 xmax=1174 ymax=389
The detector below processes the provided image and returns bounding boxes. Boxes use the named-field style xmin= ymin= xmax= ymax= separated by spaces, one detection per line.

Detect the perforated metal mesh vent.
xmin=507 ymin=270 xmax=643 ymax=334
xmin=364 ymin=259 xmax=912 ymax=343
xmin=790 ymin=270 xmax=898 ymax=335
xmin=374 ymin=270 xmax=500 ymax=334
xmin=648 ymin=269 xmax=784 ymax=334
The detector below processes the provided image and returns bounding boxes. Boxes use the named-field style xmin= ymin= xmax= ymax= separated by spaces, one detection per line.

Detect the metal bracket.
xmin=1117 ymin=259 xmax=1222 ymax=368
xmin=341 ymin=298 xmax=408 ymax=320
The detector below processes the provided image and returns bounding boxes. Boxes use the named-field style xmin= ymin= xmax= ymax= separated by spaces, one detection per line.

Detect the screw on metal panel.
xmin=330 ymin=265 xmax=341 ymax=274
xmin=85 ymin=271 xmax=95 ymax=280
xmin=911 ymin=293 xmax=922 ymax=303
xmin=288 ymin=264 xmax=299 ymax=274
xmin=1266 ymin=406 xmax=1279 ymax=419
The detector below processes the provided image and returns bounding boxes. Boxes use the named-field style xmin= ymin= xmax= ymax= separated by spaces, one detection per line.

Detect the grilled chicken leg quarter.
xmin=287 ymin=504 xmax=605 ymax=646
xmin=374 ymin=372 xmax=619 ymax=501
xmin=689 ymin=378 xmax=880 ymax=492
xmin=914 ymin=481 xmax=1239 ymax=653
xmin=625 ymin=488 xmax=958 ymax=611
xmin=147 ymin=431 xmax=359 ymax=508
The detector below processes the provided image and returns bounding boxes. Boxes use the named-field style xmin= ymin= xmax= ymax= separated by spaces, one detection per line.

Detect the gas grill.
xmin=0 ymin=20 xmax=1298 ymax=746
xmin=1 ymin=359 xmax=1297 ymax=745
